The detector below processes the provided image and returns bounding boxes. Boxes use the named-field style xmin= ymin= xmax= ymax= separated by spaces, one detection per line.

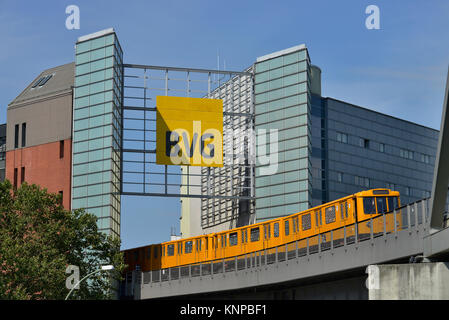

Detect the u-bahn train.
xmin=123 ymin=188 xmax=400 ymax=272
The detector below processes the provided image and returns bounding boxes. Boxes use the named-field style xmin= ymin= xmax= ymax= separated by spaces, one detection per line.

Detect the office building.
xmin=6 ymin=62 xmax=74 ymax=209
xmin=180 ymin=44 xmax=440 ymax=236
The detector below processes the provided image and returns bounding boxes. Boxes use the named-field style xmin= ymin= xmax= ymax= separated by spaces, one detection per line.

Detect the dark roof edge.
xmin=8 ymin=88 xmax=72 ymax=109
xmin=320 ymin=95 xmax=439 ymax=132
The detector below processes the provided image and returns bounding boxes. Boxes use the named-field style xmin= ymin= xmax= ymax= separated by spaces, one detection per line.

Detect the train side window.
xmin=292 ymin=218 xmax=296 ymax=233
xmin=315 ymin=210 xmax=322 ymax=226
xmin=302 ymin=214 xmax=311 ymax=231
xmin=274 ymin=222 xmax=279 ymax=237
xmin=295 ymin=217 xmax=299 ymax=232
xmin=245 ymin=230 xmax=248 ymax=243
xmin=340 ymin=203 xmax=345 ymax=220
xmin=154 ymin=246 xmax=158 ymax=258
xmin=264 ymin=225 xmax=271 ymax=240
xmin=363 ymin=197 xmax=376 ymax=214
xmin=345 ymin=202 xmax=349 ymax=218
xmin=133 ymin=251 xmax=139 ymax=262
xmin=147 ymin=247 xmax=151 ymax=260
xmin=185 ymin=241 xmax=193 ymax=254
xmin=167 ymin=244 xmax=174 ymax=256
xmin=250 ymin=227 xmax=260 ymax=242
xmin=221 ymin=235 xmax=227 ymax=248
xmin=229 ymin=232 xmax=238 ymax=246
xmin=325 ymin=206 xmax=336 ymax=224
xmin=178 ymin=243 xmax=183 ymax=255
xmin=284 ymin=220 xmax=290 ymax=236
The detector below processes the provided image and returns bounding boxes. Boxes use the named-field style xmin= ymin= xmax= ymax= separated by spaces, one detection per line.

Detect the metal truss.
xmin=121 ymin=64 xmax=255 ymax=201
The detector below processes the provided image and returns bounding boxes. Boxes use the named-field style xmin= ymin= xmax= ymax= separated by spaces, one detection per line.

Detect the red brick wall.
xmin=5 ymin=139 xmax=72 ymax=210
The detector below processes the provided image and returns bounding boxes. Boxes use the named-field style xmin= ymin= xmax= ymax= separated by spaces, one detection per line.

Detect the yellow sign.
xmin=156 ymin=96 xmax=223 ymax=167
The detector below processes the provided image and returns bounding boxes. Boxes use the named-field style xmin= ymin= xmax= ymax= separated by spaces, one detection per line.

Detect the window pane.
xmin=363 ymin=197 xmax=376 ymax=214
xmin=302 ymin=213 xmax=311 ymax=230
xmin=250 ymin=227 xmax=260 ymax=242
xmin=377 ymin=197 xmax=387 ymax=213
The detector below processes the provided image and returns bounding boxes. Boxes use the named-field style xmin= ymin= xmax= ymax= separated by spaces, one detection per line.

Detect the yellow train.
xmin=123 ymin=189 xmax=400 ymax=272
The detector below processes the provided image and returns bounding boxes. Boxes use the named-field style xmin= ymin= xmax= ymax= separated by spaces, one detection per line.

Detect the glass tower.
xmin=254 ymin=45 xmax=312 ymax=222
xmin=72 ymin=29 xmax=123 ymax=237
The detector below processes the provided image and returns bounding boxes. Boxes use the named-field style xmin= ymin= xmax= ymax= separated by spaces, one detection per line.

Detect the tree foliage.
xmin=0 ymin=180 xmax=126 ymax=300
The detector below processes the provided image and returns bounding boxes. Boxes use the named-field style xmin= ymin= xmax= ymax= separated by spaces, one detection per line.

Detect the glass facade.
xmin=254 ymin=47 xmax=312 ymax=221
xmin=310 ymin=94 xmax=439 ymax=207
xmin=72 ymin=30 xmax=123 ymax=237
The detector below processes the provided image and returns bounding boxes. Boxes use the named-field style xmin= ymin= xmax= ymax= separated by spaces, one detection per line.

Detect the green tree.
xmin=0 ymin=180 xmax=126 ymax=300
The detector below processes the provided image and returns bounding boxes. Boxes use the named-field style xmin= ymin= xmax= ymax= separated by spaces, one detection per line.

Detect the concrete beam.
xmin=429 ymin=67 xmax=449 ymax=230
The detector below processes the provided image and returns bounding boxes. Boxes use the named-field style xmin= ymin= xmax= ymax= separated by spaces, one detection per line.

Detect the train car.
xmin=123 ymin=188 xmax=401 ymax=273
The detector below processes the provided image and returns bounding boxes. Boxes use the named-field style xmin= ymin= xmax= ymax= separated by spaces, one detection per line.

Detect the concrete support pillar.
xmin=369 ymin=263 xmax=449 ymax=299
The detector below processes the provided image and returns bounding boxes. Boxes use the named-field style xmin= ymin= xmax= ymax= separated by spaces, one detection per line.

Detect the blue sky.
xmin=1 ymin=1 xmax=448 ymax=249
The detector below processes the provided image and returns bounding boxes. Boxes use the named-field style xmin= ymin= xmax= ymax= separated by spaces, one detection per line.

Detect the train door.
xmin=194 ymin=239 xmax=199 ymax=263
xmin=176 ymin=242 xmax=181 ymax=266
xmin=340 ymin=201 xmax=349 ymax=225
xmin=314 ymin=209 xmax=322 ymax=234
xmin=213 ymin=234 xmax=220 ymax=259
xmin=240 ymin=229 xmax=247 ymax=256
xmin=263 ymin=223 xmax=271 ymax=249
xmin=204 ymin=237 xmax=210 ymax=261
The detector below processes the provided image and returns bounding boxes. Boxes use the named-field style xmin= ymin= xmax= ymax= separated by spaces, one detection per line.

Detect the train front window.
xmin=387 ymin=196 xmax=399 ymax=212
xmin=363 ymin=197 xmax=376 ymax=214
xmin=376 ymin=197 xmax=387 ymax=213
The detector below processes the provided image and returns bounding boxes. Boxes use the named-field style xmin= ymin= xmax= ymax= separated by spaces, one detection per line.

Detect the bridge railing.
xmin=132 ymin=199 xmax=429 ymax=288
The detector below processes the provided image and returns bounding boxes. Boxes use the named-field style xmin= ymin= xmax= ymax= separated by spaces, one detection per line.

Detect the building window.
xmin=359 ymin=138 xmax=369 ymax=148
xmin=21 ymin=167 xmax=25 ymax=184
xmin=364 ymin=139 xmax=370 ymax=149
xmin=405 ymin=187 xmax=411 ymax=196
xmin=380 ymin=143 xmax=385 ymax=153
xmin=386 ymin=183 xmax=395 ymax=190
xmin=336 ymin=132 xmax=348 ymax=144
xmin=21 ymin=123 xmax=26 ymax=147
xmin=13 ymin=168 xmax=18 ymax=189
xmin=400 ymin=148 xmax=414 ymax=160
xmin=14 ymin=124 xmax=19 ymax=149
xmin=337 ymin=172 xmax=343 ymax=183
xmin=355 ymin=176 xmax=370 ymax=188
xmin=60 ymin=140 xmax=64 ymax=159
xmin=421 ymin=154 xmax=430 ymax=164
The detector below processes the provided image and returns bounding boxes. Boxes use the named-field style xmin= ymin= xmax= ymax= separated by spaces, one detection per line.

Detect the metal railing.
xmin=130 ymin=199 xmax=430 ymax=288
